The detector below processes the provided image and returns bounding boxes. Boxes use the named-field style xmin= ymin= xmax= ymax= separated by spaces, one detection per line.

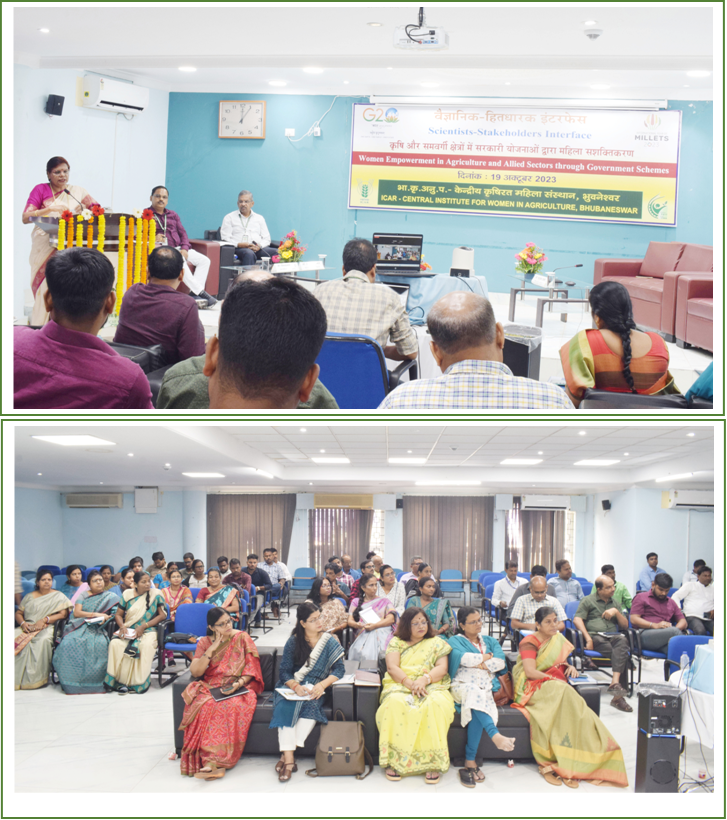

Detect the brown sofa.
xmin=675 ymin=274 xmax=713 ymax=352
xmin=593 ymin=242 xmax=713 ymax=341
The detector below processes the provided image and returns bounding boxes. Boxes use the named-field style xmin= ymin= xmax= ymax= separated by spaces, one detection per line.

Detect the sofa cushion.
xmin=676 ymin=244 xmax=713 ymax=273
xmin=641 ymin=242 xmax=685 ymax=279
xmin=627 ymin=276 xmax=665 ymax=305
xmin=688 ymin=297 xmax=713 ymax=320
xmin=258 ymin=650 xmax=277 ymax=692
xmin=451 ymin=706 xmax=528 ymax=730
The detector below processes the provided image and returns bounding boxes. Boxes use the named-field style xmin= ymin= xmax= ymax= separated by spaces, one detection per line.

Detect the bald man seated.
xmin=378 ymin=292 xmax=574 ymax=410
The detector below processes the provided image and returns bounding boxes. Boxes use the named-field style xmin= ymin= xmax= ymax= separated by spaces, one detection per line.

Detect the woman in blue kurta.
xmin=269 ymin=602 xmax=345 ymax=782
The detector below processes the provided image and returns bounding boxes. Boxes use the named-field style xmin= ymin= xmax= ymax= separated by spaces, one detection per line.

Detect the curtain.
xmin=207 ymin=494 xmax=297 ymax=565
xmin=308 ymin=508 xmax=374 ymax=574
xmin=402 ymin=496 xmax=494 ymax=577
xmin=505 ymin=497 xmax=566 ymax=572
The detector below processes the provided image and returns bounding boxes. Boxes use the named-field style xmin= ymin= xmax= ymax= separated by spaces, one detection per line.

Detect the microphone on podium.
xmin=64 ymin=189 xmax=85 ymax=209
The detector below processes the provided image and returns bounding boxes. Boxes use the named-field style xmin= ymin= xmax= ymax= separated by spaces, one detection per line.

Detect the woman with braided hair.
xmin=560 ymin=280 xmax=679 ymax=407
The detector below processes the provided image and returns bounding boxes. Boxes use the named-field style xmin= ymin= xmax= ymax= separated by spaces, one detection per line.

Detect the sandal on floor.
xmin=274 ymin=757 xmax=288 ymax=773
xmin=194 ymin=764 xmax=225 ymax=781
xmin=472 ymin=766 xmax=485 ymax=782
xmin=385 ymin=768 xmax=402 ymax=782
xmin=561 ymin=777 xmax=579 ymax=789
xmin=278 ymin=762 xmax=297 ymax=782
xmin=541 ymin=771 xmax=562 ymax=786
xmin=459 ymin=768 xmax=476 ymax=788
xmin=425 ymin=771 xmax=440 ymax=784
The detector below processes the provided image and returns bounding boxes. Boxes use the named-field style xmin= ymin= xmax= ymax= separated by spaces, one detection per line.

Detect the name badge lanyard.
xmin=240 ymin=212 xmax=252 ymax=243
xmin=154 ymin=212 xmax=167 ymax=244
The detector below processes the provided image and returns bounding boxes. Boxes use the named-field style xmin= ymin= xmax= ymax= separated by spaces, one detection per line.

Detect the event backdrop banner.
xmin=348 ymin=103 xmax=681 ymax=226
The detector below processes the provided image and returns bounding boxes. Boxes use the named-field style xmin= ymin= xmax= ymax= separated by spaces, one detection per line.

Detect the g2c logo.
xmin=363 ymin=107 xmax=399 ymax=123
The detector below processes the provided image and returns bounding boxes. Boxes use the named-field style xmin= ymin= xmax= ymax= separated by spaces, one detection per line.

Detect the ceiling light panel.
xmin=31 ymin=435 xmax=117 ymax=446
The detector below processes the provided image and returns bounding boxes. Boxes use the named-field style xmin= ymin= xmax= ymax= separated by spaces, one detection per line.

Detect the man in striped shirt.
xmin=378 ymin=291 xmax=574 ymax=410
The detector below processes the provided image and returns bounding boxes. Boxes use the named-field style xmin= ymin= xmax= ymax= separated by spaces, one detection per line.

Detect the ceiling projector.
xmin=394 ymin=7 xmax=449 ymax=50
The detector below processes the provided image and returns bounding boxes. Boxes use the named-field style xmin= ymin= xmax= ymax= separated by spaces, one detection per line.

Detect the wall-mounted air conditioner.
xmin=666 ymin=490 xmax=714 ymax=511
xmin=82 ymin=76 xmax=149 ymax=114
xmin=314 ymin=494 xmax=374 ymax=509
xmin=521 ymin=495 xmax=571 ymax=511
xmin=65 ymin=493 xmax=123 ymax=509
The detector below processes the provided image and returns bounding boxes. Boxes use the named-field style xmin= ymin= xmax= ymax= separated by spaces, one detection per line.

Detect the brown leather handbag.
xmin=493 ymin=672 xmax=514 ymax=706
xmin=305 ymin=710 xmax=373 ymax=779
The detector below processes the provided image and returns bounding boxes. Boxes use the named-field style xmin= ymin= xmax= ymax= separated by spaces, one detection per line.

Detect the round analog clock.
xmin=218 ymin=100 xmax=266 ymax=139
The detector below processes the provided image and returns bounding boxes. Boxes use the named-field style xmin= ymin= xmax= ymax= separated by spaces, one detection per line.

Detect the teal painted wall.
xmin=166 ymin=95 xmax=712 ymax=292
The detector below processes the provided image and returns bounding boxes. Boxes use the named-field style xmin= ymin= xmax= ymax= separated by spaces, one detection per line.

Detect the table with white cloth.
xmin=668 ymin=670 xmax=714 ymax=748
xmin=376 ymin=272 xmax=489 ymax=326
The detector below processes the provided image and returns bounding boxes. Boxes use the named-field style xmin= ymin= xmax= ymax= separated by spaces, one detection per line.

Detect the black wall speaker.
xmin=634 ymin=733 xmax=680 ymax=792
xmin=396 ymin=498 xmax=403 ymax=509
xmin=602 ymin=499 xmax=611 ymax=511
xmin=45 ymin=95 xmax=65 ymax=116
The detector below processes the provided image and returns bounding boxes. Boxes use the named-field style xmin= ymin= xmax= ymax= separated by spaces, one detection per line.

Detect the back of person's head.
xmin=147 ymin=246 xmax=183 ymax=280
xmin=654 ymin=572 xmax=673 ymax=589
xmin=694 ymin=559 xmax=706 ymax=570
xmin=44 ymin=248 xmax=115 ymax=321
xmin=588 ymin=280 xmax=638 ymax=393
xmin=427 ymin=292 xmax=497 ymax=356
xmin=601 ymin=563 xmax=615 ymax=574
xmin=530 ymin=565 xmax=547 ymax=577
xmin=342 ymin=238 xmax=377 ymax=274
xmin=213 ymin=277 xmax=327 ymax=405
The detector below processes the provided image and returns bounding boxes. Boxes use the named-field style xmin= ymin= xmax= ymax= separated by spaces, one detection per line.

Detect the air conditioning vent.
xmin=521 ymin=495 xmax=571 ymax=511
xmin=666 ymin=490 xmax=714 ymax=511
xmin=314 ymin=493 xmax=374 ymax=510
xmin=65 ymin=493 xmax=123 ymax=509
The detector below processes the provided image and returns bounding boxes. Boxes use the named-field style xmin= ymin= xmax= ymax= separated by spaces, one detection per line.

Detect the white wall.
xmin=13 ymin=65 xmax=169 ymax=317
xmin=286 ymin=504 xmax=309 ymax=570
xmin=15 ymin=488 xmax=64 ymax=569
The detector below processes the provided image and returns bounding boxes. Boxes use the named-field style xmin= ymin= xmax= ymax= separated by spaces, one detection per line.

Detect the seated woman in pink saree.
xmin=22 ymin=156 xmax=98 ymax=326
xmin=179 ymin=607 xmax=264 ymax=780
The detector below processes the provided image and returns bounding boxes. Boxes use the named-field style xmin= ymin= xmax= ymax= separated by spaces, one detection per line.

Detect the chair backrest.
xmin=581 ymin=389 xmax=688 ymax=410
xmin=390 ymin=569 xmax=403 ymax=577
xmin=564 ymin=600 xmax=580 ymax=624
xmin=190 ymin=587 xmax=201 ymax=601
xmin=334 ymin=596 xmax=347 ymax=607
xmin=292 ymin=567 xmax=316 ymax=588
xmin=516 ymin=572 xmax=531 ymax=579
xmin=38 ymin=565 xmax=61 ymax=577
xmin=546 ymin=573 xmax=558 ymax=580
xmin=350 ymin=569 xmax=362 ymax=580
xmin=315 ymin=333 xmax=389 ymax=409
xmin=21 ymin=578 xmax=35 ymax=596
xmin=173 ymin=602 xmax=213 ymax=636
xmin=668 ymin=587 xmax=679 ymax=598
xmin=53 ymin=574 xmax=66 ymax=589
xmin=21 ymin=571 xmax=37 ymax=579
xmin=580 ymin=582 xmax=594 ymax=596
xmin=666 ymin=635 xmax=710 ymax=667
xmin=396 ymin=571 xmax=406 ymax=581
xmin=440 ymin=569 xmax=463 ymax=581
xmin=484 ymin=583 xmax=496 ymax=601
xmin=105 ymin=341 xmax=167 ymax=374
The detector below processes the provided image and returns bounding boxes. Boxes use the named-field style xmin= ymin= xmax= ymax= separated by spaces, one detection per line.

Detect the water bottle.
xmin=680 ymin=652 xmax=689 ymax=670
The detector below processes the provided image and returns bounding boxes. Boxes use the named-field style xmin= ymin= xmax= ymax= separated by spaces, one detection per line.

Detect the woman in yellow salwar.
xmin=512 ymin=606 xmax=628 ymax=789
xmin=376 ymin=607 xmax=455 ymax=784
xmin=104 ymin=571 xmax=166 ymax=694
xmin=14 ymin=569 xmax=72 ymax=690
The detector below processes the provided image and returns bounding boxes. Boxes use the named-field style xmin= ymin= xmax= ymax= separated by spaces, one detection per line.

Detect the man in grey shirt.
xmin=550 ymin=559 xmax=584 ymax=608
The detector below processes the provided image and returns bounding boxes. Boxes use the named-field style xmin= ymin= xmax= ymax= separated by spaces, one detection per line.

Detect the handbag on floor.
xmin=305 ymin=710 xmax=373 ymax=779
xmin=493 ymin=672 xmax=514 ymax=706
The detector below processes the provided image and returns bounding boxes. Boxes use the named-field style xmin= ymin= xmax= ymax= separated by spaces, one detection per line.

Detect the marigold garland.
xmin=126 ymin=219 xmax=134 ymax=291
xmin=67 ymin=215 xmax=75 ymax=248
xmin=87 ymin=217 xmax=94 ymax=248
xmin=134 ymin=218 xmax=143 ymax=284
xmin=97 ymin=214 xmax=106 ymax=253
xmin=57 ymin=218 xmax=66 ymax=251
xmin=148 ymin=220 xmax=156 ymax=261
xmin=141 ymin=217 xmax=149 ymax=283
xmin=116 ymin=216 xmax=126 ymax=314
xmin=75 ymin=219 xmax=83 ymax=247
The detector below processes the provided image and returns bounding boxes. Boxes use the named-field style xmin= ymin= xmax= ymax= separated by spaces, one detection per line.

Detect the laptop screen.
xmin=372 ymin=233 xmax=423 ymax=274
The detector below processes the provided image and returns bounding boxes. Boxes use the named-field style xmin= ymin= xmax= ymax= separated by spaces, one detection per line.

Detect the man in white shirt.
xmin=681 ymin=559 xmax=706 ymax=587
xmin=672 ymin=565 xmax=714 ymax=635
xmin=399 ymin=555 xmax=424 ymax=585
xmin=263 ymin=546 xmax=292 ymax=617
xmin=220 ymin=190 xmax=277 ymax=266
xmin=492 ymin=562 xmax=527 ymax=611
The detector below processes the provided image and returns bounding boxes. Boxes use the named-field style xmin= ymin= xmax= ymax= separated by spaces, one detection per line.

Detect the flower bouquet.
xmin=420 ymin=255 xmax=432 ymax=271
xmin=272 ymin=230 xmax=307 ymax=263
xmin=514 ymin=242 xmax=547 ymax=281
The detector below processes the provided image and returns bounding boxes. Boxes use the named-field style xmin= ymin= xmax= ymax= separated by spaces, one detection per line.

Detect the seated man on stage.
xmin=220 ymin=190 xmax=277 ymax=266
xmin=14 ymin=248 xmax=153 ymax=409
xmin=114 ymin=246 xmax=205 ymax=365
xmin=149 ymin=186 xmax=217 ymax=305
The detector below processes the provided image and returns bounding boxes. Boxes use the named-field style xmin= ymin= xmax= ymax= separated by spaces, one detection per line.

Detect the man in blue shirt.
xmin=551 ymin=559 xmax=584 ymax=608
xmin=638 ymin=552 xmax=665 ymax=592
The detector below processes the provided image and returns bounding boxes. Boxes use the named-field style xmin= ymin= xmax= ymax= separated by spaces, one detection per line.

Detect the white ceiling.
xmin=14 ymin=4 xmax=715 ymax=100
xmin=14 ymin=422 xmax=715 ymax=495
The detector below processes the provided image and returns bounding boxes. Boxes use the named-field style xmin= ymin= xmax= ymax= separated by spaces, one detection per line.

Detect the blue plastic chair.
xmin=516 ymin=572 xmax=531 ymax=580
xmin=390 ymin=569 xmax=403 ymax=578
xmin=190 ymin=587 xmax=201 ymax=601
xmin=20 ymin=571 xmax=37 ymax=580
xmin=469 ymin=570 xmax=482 ymax=594
xmin=396 ymin=571 xmax=406 ymax=582
xmin=478 ymin=571 xmax=504 ymax=597
xmin=21 ymin=578 xmax=35 ymax=596
xmin=350 ymin=569 xmax=362 ymax=581
xmin=37 ymin=565 xmax=61 ymax=577
xmin=580 ymin=582 xmax=594 ymax=596
xmin=663 ymin=635 xmax=711 ymax=680
xmin=53 ymin=574 xmax=66 ymax=590
xmin=439 ymin=569 xmax=465 ymax=602
xmin=291 ymin=567 xmax=316 ymax=591
xmin=627 ymin=614 xmax=669 ymax=683
xmin=315 ymin=333 xmax=418 ymax=410
xmin=159 ymin=602 xmax=213 ymax=688
xmin=546 ymin=573 xmax=559 ymax=580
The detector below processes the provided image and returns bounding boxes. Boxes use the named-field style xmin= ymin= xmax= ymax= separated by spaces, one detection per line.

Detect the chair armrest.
xmin=388 ymin=358 xmax=418 ymax=390
xmin=677 ymin=273 xmax=714 ymax=302
xmin=593 ymin=258 xmax=643 ymax=285
xmin=662 ymin=271 xmax=713 ymax=336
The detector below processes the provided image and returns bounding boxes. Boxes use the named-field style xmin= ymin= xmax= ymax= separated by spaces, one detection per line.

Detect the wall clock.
xmin=218 ymin=100 xmax=266 ymax=139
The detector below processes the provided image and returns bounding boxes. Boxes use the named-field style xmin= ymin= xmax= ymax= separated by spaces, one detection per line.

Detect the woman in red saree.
xmin=179 ymin=607 xmax=263 ymax=780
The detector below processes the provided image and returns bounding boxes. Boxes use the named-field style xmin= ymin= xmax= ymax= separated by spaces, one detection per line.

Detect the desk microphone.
xmin=552 ymin=264 xmax=583 ymax=272
xmin=64 ymin=189 xmax=85 ymax=209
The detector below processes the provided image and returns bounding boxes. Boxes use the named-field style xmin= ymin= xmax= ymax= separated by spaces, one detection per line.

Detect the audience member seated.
xmin=146 ymin=551 xmax=167 ymax=577
xmin=506 ymin=566 xmax=556 ymax=619
xmin=369 ymin=552 xmax=384 ymax=578
xmin=217 ymin=556 xmax=230 ymax=579
xmin=323 ymin=563 xmax=350 ymax=606
xmin=341 ymin=554 xmax=355 ymax=581
xmin=184 ymin=560 xmax=208 ymax=589
xmin=180 ymin=553 xmax=195 ymax=581
xmin=672 ymin=565 xmax=714 ymax=636
xmin=349 ymin=558 xmax=375 ymax=601
xmin=222 ymin=558 xmax=252 ymax=597
xmin=404 ymin=562 xmax=442 ymax=599
xmin=179 ymin=607 xmax=264 ymax=780
xmin=377 ymin=608 xmax=455 ymax=784
xmin=399 ymin=555 xmax=424 ymax=585
xmin=492 ymin=561 xmax=527 ymax=615
xmin=100 ymin=565 xmax=116 ymax=592
xmin=269 ymin=603 xmax=345 ymax=782
xmin=550 ymin=559 xmax=584 ymax=608
xmin=154 ymin=561 xmax=178 ymax=590
xmin=314 ymin=238 xmax=418 ymax=363
xmin=305 ymin=577 xmax=348 ymax=635
xmin=685 ymin=362 xmax=713 ymax=403
xmin=113 ymin=555 xmax=144 ymax=584
xmin=113 ymin=247 xmax=206 ymax=364
xmin=512 ymin=606 xmax=628 ymax=788
xmin=14 ymin=569 xmax=72 ymax=690
xmin=681 ymin=558 xmax=707 ymax=587
xmin=560 ymin=280 xmax=679 ymax=407
xmin=573 ymin=575 xmax=632 ymax=713
xmin=105 ymin=571 xmax=166 ymax=694
xmin=196 ymin=568 xmax=241 ymax=625
xmin=599 ymin=564 xmax=633 ymax=610
xmin=110 ymin=567 xmax=136 ymax=600
xmin=262 ymin=548 xmax=291 ymax=619
xmin=639 ymin=552 xmax=665 ymax=591
xmin=377 ymin=564 xmax=406 ymax=615
xmin=59 ymin=564 xmax=89 ymax=605
xmin=347 ymin=573 xmax=398 ymax=661
xmin=53 ymin=570 xmax=120 ymax=695
xmin=379 ymin=292 xmax=573 ymax=410
xmin=406 ymin=578 xmax=455 ymax=637
xmin=220 ymin=190 xmax=277 ymax=267
xmin=162 ymin=568 xmax=193 ymax=622
xmin=511 ymin=576 xmax=567 ymax=635
xmin=630 ymin=572 xmax=688 ymax=653
xmin=246 ymin=554 xmax=272 ymax=626
xmin=447 ymin=607 xmax=515 ymax=788
xmin=329 ymin=555 xmax=354 ymax=590
xmin=14 ymin=248 xmax=153 ymax=409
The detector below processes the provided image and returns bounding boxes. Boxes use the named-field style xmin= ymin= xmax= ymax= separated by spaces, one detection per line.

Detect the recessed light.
xmin=578 ymin=431 xmax=586 ymax=436
xmin=537 ymin=451 xmax=544 ymax=455
xmin=32 ymin=435 xmax=116 ymax=446
xmin=687 ymin=433 xmax=695 ymax=437
xmin=655 ymin=472 xmax=694 ymax=483
xmin=343 ymin=81 xmax=350 ymax=84
xmin=590 ymin=84 xmax=611 ymax=90
xmin=165 ymin=463 xmax=171 ymax=467
xmin=387 ymin=67 xmax=393 ymax=70
xmin=389 ymin=457 xmax=427 ymax=464
xmin=256 ymin=470 xmax=274 ymax=479
xmin=311 ymin=457 xmax=351 ymax=464
xmin=583 ymin=19 xmax=599 ymax=26
xmin=309 ymin=482 xmax=313 ymax=486
xmin=320 ymin=449 xmax=326 ymax=453
xmin=415 ymin=481 xmax=481 ymax=486
xmin=38 ymin=28 xmax=50 ymax=33
xmin=686 ymin=70 xmax=711 ymax=78
xmin=300 ymin=428 xmax=307 ymax=432
xmin=127 ymin=453 xmax=134 ymax=457
xmin=99 ymin=482 xmax=104 ymax=484
xmin=623 ymin=452 xmax=630 ymax=456
xmin=683 ymin=85 xmax=690 ymax=88
xmin=178 ymin=66 xmax=197 ymax=72
xmin=37 ymin=472 xmax=42 ymax=476
xmin=420 ymin=82 xmax=440 ymax=88
xmin=504 ymin=82 xmax=511 ymax=85
xmin=182 ymin=472 xmax=226 ymax=478
xmin=368 ymin=22 xmax=383 ymax=27
xmin=501 ymin=458 xmax=543 ymax=465
xmin=574 ymin=459 xmax=621 ymax=466
xmin=269 ymin=80 xmax=287 ymax=87
xmin=303 ymin=67 xmax=325 ymax=74
xmin=407 ymin=450 xmax=413 ymax=454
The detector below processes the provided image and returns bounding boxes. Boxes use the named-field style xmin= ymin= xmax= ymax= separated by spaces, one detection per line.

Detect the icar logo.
xmin=647 ymin=195 xmax=669 ymax=220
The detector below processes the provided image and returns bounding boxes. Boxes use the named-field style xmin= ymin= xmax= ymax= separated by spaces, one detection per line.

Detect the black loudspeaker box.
xmin=503 ymin=337 xmax=541 ymax=381
xmin=45 ymin=95 xmax=65 ymax=116
xmin=396 ymin=498 xmax=403 ymax=509
xmin=634 ymin=732 xmax=680 ymax=792
xmin=637 ymin=685 xmax=682 ymax=735
xmin=602 ymin=499 xmax=611 ymax=511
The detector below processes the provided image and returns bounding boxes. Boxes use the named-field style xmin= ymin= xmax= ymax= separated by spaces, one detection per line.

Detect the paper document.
xmin=358 ymin=608 xmax=381 ymax=625
xmin=568 ymin=673 xmax=597 ymax=685
xmin=332 ymin=674 xmax=355 ymax=686
xmin=275 ymin=687 xmax=312 ymax=701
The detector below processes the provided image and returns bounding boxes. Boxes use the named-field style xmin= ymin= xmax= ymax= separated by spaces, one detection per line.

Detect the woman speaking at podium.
xmin=22 ymin=156 xmax=99 ymax=325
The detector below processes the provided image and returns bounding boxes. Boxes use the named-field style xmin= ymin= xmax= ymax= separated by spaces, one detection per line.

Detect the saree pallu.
xmin=347 ymin=597 xmax=398 ymax=662
xmin=198 ymin=586 xmax=239 ymax=625
xmin=179 ymin=631 xmax=263 ymax=775
xmin=406 ymin=596 xmax=456 ymax=637
xmin=378 ymin=580 xmax=407 ymax=615
xmin=14 ymin=591 xmax=73 ymax=690
xmin=512 ymin=632 xmax=628 ymax=787
xmin=162 ymin=585 xmax=193 ymax=621
xmin=560 ymin=329 xmax=679 ymax=399
xmin=104 ymin=588 xmax=165 ymax=694
xmin=376 ymin=636 xmax=455 ymax=776
xmin=53 ymin=590 xmax=120 ymax=694
xmin=59 ymin=582 xmax=89 ymax=605
xmin=269 ymin=632 xmax=346 ymax=729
